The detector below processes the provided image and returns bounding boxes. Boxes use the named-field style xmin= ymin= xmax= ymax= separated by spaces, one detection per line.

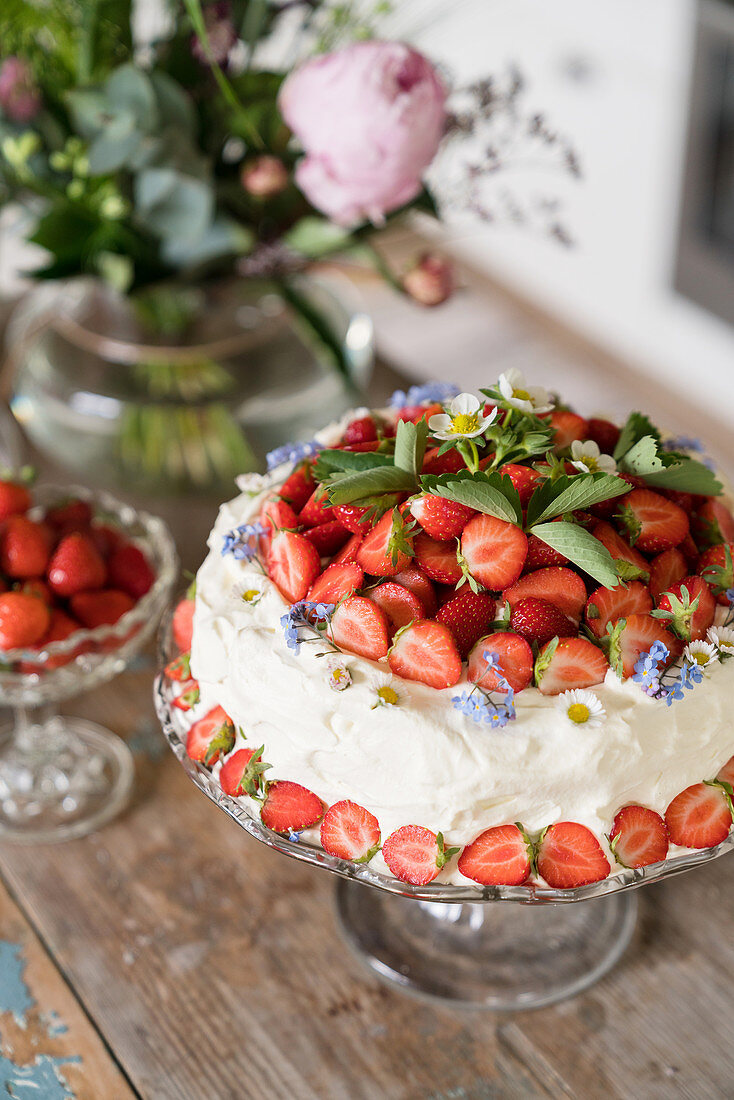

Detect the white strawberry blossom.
xmin=497 ymin=368 xmax=554 ymax=415
xmin=683 ymin=640 xmax=718 ymax=668
xmin=570 ymin=439 xmax=618 ymax=475
xmin=555 ymin=688 xmax=605 ymax=727
xmin=707 ymin=625 xmax=734 ymax=653
xmin=428 ymin=392 xmax=497 ymax=442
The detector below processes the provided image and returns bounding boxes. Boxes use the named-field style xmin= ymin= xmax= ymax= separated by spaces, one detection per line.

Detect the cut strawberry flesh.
xmin=320 ymin=800 xmax=381 ymax=861
xmin=549 ymin=410 xmax=588 ymax=450
xmin=307 ymin=562 xmax=363 ymax=606
xmin=620 ymin=488 xmax=689 ymax=553
xmin=656 ymin=576 xmax=715 ymax=641
xmin=591 ymin=520 xmax=649 ymax=577
xmin=369 ymin=582 xmax=424 ymax=633
xmin=467 ymin=631 xmax=534 ymax=694
xmin=535 ymin=637 xmax=609 ymax=695
xmin=261 ymin=780 xmax=324 ymax=833
xmin=331 ymin=533 xmax=363 ymax=565
xmin=665 ymin=783 xmax=733 ymax=849
xmin=413 ymin=532 xmax=462 ymax=584
xmin=388 ymin=619 xmax=462 ymax=689
xmin=267 ymin=531 xmax=321 ymax=604
xmin=382 ymin=824 xmax=444 ymax=885
xmin=585 ymin=580 xmax=653 ymax=639
xmin=330 ymin=596 xmax=390 ymax=660
xmin=609 ymin=805 xmax=669 ymax=868
xmin=279 ymin=463 xmax=315 ymax=512
xmin=392 ymin=564 xmax=438 ymax=617
xmin=537 ymin=821 xmax=610 ymax=888
xmin=260 ymin=495 xmax=300 ymax=531
xmin=460 ymin=514 xmax=528 ymax=591
xmin=503 ymin=566 xmax=587 ymax=622
xmin=617 ymin=614 xmax=682 ymax=678
xmin=356 ymin=509 xmax=411 ymax=577
xmin=649 ymin=548 xmax=687 ymax=602
xmin=186 ymin=705 xmax=234 ymax=765
xmin=458 ymin=824 xmax=531 ymax=886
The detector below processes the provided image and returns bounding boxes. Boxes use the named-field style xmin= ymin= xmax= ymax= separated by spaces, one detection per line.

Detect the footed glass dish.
xmin=0 ymin=486 xmax=177 ymax=844
xmin=154 ymin=616 xmax=734 ymax=1009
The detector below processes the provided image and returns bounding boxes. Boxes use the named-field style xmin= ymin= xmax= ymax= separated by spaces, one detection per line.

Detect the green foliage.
xmin=421 ymin=469 xmax=523 ymax=525
xmin=527 ymin=520 xmax=620 ymax=587
xmin=614 ymin=415 xmax=722 ymax=495
xmin=525 ymin=472 xmax=631 ymax=527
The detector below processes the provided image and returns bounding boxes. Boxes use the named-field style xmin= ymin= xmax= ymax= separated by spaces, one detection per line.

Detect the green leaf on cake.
xmin=525 ymin=473 xmax=631 ymax=527
xmin=313 ymin=448 xmax=393 ymax=481
xmin=393 ymin=418 xmax=429 ymax=480
xmin=613 ymin=411 xmax=661 ymax=460
xmin=528 ymin=520 xmax=621 ymax=587
xmin=325 ymin=465 xmax=418 ymax=506
xmin=617 ymin=434 xmax=722 ymax=495
xmin=421 ymin=470 xmax=522 ymax=525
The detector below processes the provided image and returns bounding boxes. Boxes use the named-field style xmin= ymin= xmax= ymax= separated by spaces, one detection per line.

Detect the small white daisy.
xmin=707 ymin=625 xmax=734 ymax=654
xmin=370 ymin=673 xmax=401 ymax=709
xmin=428 ymin=392 xmax=497 ymax=442
xmin=497 ymin=368 xmax=554 ymax=416
xmin=556 ymin=689 xmax=606 ymax=727
xmin=326 ymin=659 xmax=352 ymax=692
xmin=570 ymin=439 xmax=618 ymax=475
xmin=684 ymin=640 xmax=719 ymax=668
xmin=230 ymin=578 xmax=266 ymax=608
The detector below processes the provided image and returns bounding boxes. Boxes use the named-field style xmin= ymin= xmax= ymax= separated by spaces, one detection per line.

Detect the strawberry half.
xmin=219 ymin=746 xmax=268 ymax=797
xmin=591 ymin=520 xmax=649 ymax=579
xmin=510 ymin=596 xmax=576 ymax=646
xmin=460 ymin=514 xmax=528 ymax=591
xmin=585 ymin=580 xmax=653 ymax=639
xmin=302 ymin=521 xmax=351 ymax=557
xmin=382 ymin=824 xmax=457 ymax=885
xmin=537 ymin=822 xmax=610 ymax=888
xmin=618 ymin=488 xmax=689 ymax=554
xmin=298 ymin=487 xmax=335 ymax=528
xmin=392 ymin=565 xmax=438 ymax=617
xmin=388 ymin=620 xmax=462 ymax=689
xmin=341 ymin=415 xmax=378 ymax=445
xmin=435 ymin=590 xmax=497 ymax=658
xmin=0 ymin=591 xmax=51 ymax=648
xmin=267 ymin=530 xmax=321 ymax=603
xmin=467 ymin=631 xmax=534 ymax=694
xmin=278 ymin=462 xmax=315 ymax=512
xmin=717 ymin=755 xmax=734 ymax=789
xmin=656 ymin=576 xmax=715 ymax=641
xmin=172 ymin=597 xmax=195 ymax=652
xmin=370 ymin=582 xmax=425 ymax=634
xmin=320 ymin=800 xmax=381 ymax=862
xmin=260 ymin=495 xmax=300 ymax=532
xmin=503 ymin=566 xmax=587 ymax=622
xmin=186 ymin=705 xmax=235 ymax=766
xmin=609 ymin=805 xmax=669 ymax=868
xmin=697 ymin=542 xmax=734 ymax=605
xmin=172 ymin=679 xmax=200 ymax=712
xmin=307 ymin=562 xmax=363 ymax=606
xmin=333 ymin=503 xmax=373 ymax=534
xmin=498 ymin=463 xmax=540 ymax=506
xmin=261 ymin=780 xmax=324 ymax=833
xmin=665 ymin=783 xmax=733 ymax=849
xmin=164 ymin=650 xmax=191 ymax=681
xmin=535 ymin=637 xmax=609 ymax=695
xmin=356 ymin=509 xmax=411 ymax=577
xmin=409 ymin=495 xmax=475 ymax=541
xmin=1 ymin=517 xmax=50 ymax=578
xmin=550 ymin=410 xmax=588 ymax=450
xmin=414 ymin=532 xmax=462 ymax=584
xmin=691 ymin=498 xmax=734 ymax=549
xmin=330 ymin=596 xmax=390 ymax=660
xmin=648 ymin=547 xmax=687 ymax=602
xmin=457 ymin=824 xmax=532 ymax=886
xmin=331 ymin=533 xmax=363 ymax=565
xmin=609 ymin=613 xmax=682 ymax=679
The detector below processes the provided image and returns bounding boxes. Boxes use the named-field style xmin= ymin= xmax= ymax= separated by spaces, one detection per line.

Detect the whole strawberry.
xmin=0 ymin=591 xmax=50 ymax=648
xmin=107 ymin=543 xmax=155 ymax=599
xmin=409 ymin=494 xmax=476 ymax=541
xmin=435 ymin=589 xmax=496 ymax=658
xmin=0 ymin=516 xmax=51 ymax=578
xmin=47 ymin=532 xmax=107 ymax=598
xmin=509 ymin=597 xmax=576 ymax=646
xmin=0 ymin=479 xmax=31 ymax=523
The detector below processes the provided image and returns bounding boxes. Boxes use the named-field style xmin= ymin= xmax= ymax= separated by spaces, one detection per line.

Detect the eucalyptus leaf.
xmin=162 ymin=216 xmax=253 ymax=267
xmin=135 ymin=168 xmax=213 ymax=245
xmin=149 ymin=71 xmax=196 ymax=136
xmin=394 ymin=418 xmax=428 ymax=480
xmin=527 ymin=473 xmax=631 ymax=526
xmin=326 ymin=466 xmax=418 ymax=506
xmin=421 ymin=470 xmax=522 ymax=525
xmin=107 ymin=63 xmax=158 ymax=127
xmin=284 ymin=218 xmax=352 ymax=258
xmin=529 ymin=521 xmax=621 ymax=588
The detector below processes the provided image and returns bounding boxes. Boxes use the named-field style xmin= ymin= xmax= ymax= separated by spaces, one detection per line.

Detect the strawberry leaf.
xmin=393 ymin=418 xmax=429 ymax=480
xmin=324 ymin=466 xmax=418 ymax=506
xmin=420 ymin=470 xmax=522 ymax=525
xmin=613 ymin=411 xmax=661 ymax=460
xmin=617 ymin=434 xmax=722 ymax=495
xmin=529 ymin=520 xmax=621 ymax=587
xmin=526 ymin=473 xmax=631 ymax=527
xmin=313 ymin=449 xmax=393 ymax=481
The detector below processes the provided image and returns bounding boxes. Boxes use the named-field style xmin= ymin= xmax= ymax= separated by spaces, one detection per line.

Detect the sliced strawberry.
xmin=585 ymin=580 xmax=653 ymax=639
xmin=302 ymin=521 xmax=351 ymax=557
xmin=341 ymin=440 xmax=381 ymax=453
xmin=510 ymin=597 xmax=576 ymax=646
xmin=398 ymin=402 xmax=443 ymax=426
xmin=261 ymin=780 xmax=324 ymax=833
xmin=320 ymin=800 xmax=381 ymax=862
xmin=467 ymin=631 xmax=534 ymax=694
xmin=47 ymin=532 xmax=107 ymax=598
xmin=382 ymin=824 xmax=456 ymax=885
xmin=298 ymin=487 xmax=335 ymax=528
xmin=219 ymin=746 xmax=268 ymax=797
xmin=524 ymin=532 xmax=568 ymax=570
xmin=591 ymin=520 xmax=650 ymax=579
xmin=691 ymin=498 xmax=734 ymax=549
xmin=107 ymin=543 xmax=155 ymax=599
xmin=164 ymin=650 xmax=191 ymax=681
xmin=1 ymin=517 xmax=51 ymax=578
xmin=172 ymin=679 xmax=200 ymax=712
xmin=260 ymin=495 xmax=300 ymax=532
xmin=550 ymin=410 xmax=589 ymax=450
xmin=586 ymin=417 xmax=620 ymax=455
xmin=0 ymin=591 xmax=51 ymax=649
xmin=278 ymin=461 xmax=315 ymax=512
xmin=679 ymin=532 xmax=700 ymax=568
xmin=392 ymin=564 xmax=438 ymax=617
xmin=716 ymin=755 xmax=734 ymax=789
xmin=609 ymin=805 xmax=669 ymax=868
xmin=0 ymin=480 xmax=31 ymax=522
xmin=698 ymin=542 xmax=734 ymax=605
xmin=461 ymin=515 xmax=527 ymax=591
xmin=356 ymin=509 xmax=411 ymax=577
xmin=649 ymin=548 xmax=687 ymax=602
xmin=341 ymin=415 xmax=378 ymax=445
xmin=330 ymin=595 xmax=390 ymax=660
xmin=388 ymin=620 xmax=462 ymax=688
xmin=172 ymin=597 xmax=195 ymax=652
xmin=409 ymin=494 xmax=475 ymax=541
xmin=436 ymin=590 xmax=497 ymax=658
xmin=665 ymin=783 xmax=733 ymax=849
xmin=503 ymin=566 xmax=587 ymax=622
xmin=186 ymin=705 xmax=235 ymax=766
xmin=537 ymin=822 xmax=610 ymax=888
xmin=333 ymin=503 xmax=373 ymax=535
xmin=498 ymin=463 xmax=541 ymax=506
xmin=458 ymin=824 xmax=532 ymax=886
xmin=656 ymin=576 xmax=715 ymax=641
xmin=421 ymin=446 xmax=466 ymax=476
xmin=267 ymin=530 xmax=321 ymax=603
xmin=370 ymin=582 xmax=424 ymax=634
xmin=535 ymin=637 xmax=609 ymax=695
xmin=70 ymin=589 xmax=135 ymax=628
xmin=613 ymin=613 xmax=682 ymax=678
xmin=414 ymin=532 xmax=462 ymax=584
xmin=331 ymin=532 xmax=363 ymax=565
xmin=660 ymin=489 xmax=698 ymax=514
xmin=618 ymin=488 xmax=689 ymax=553
xmin=307 ymin=562 xmax=363 ymax=606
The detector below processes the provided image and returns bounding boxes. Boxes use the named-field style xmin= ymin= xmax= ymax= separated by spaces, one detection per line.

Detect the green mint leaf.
xmin=420 ymin=470 xmax=522 ymax=525
xmin=526 ymin=473 xmax=631 ymax=526
xmin=313 ymin=449 xmax=393 ymax=481
xmin=325 ymin=466 xmax=417 ymax=506
xmin=393 ymin=418 xmax=429 ymax=479
xmin=613 ymin=412 xmax=661 ymax=460
xmin=529 ymin=520 xmax=621 ymax=587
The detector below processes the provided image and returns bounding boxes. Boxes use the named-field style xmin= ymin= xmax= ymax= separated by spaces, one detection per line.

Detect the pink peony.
xmin=0 ymin=58 xmax=41 ymax=123
xmin=279 ymin=41 xmax=446 ymax=227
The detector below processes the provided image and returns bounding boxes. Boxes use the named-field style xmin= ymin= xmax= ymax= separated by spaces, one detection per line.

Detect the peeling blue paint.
xmin=42 ymin=1012 xmax=68 ymax=1038
xmin=0 ymin=943 xmax=33 ymax=1027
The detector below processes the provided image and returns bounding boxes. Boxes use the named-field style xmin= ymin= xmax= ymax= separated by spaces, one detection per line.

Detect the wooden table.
xmin=0 ymin=277 xmax=733 ymax=1100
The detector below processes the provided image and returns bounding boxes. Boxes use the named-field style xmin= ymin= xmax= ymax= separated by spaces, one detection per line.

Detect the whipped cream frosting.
xmin=190 ymin=411 xmax=734 ymax=884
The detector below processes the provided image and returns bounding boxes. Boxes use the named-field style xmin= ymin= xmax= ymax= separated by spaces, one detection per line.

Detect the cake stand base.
xmin=336 ymin=879 xmax=638 ymax=1010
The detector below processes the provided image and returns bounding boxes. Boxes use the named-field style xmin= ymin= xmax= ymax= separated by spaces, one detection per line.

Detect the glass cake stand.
xmin=154 ymin=618 xmax=734 ymax=1010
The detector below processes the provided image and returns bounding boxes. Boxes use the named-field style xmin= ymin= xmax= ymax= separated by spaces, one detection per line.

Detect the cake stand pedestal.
xmin=336 ymin=879 xmax=638 ymax=1010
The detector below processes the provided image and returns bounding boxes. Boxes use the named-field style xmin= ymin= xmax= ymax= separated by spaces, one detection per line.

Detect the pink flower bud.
xmin=0 ymin=58 xmax=41 ymax=123
xmin=402 ymin=254 xmax=454 ymax=307
xmin=240 ymin=155 xmax=289 ymax=199
xmin=191 ymin=2 xmax=237 ymax=66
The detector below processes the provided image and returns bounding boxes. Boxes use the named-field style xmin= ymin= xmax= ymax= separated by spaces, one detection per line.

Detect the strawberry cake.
xmin=174 ymin=375 xmax=734 ymax=889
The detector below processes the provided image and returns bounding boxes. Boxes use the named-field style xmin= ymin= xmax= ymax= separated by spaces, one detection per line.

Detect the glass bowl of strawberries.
xmin=0 ymin=479 xmax=177 ymax=843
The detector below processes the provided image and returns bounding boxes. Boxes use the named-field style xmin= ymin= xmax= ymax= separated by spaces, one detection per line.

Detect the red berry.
xmin=0 ymin=591 xmax=50 ymax=649
xmin=341 ymin=415 xmax=377 ymax=446
xmin=185 ymin=705 xmax=235 ymax=766
xmin=392 ymin=565 xmax=438 ymax=617
xmin=320 ymin=800 xmax=381 ymax=862
xmin=70 ymin=589 xmax=134 ymax=628
xmin=388 ymin=619 xmax=462 ymax=689
xmin=329 ymin=595 xmax=390 ymax=660
xmin=219 ymin=747 xmax=267 ymax=797
xmin=331 ymin=532 xmax=363 ymax=565
xmin=649 ymin=548 xmax=687 ymax=602
xmin=107 ymin=544 xmax=155 ymax=599
xmin=584 ymin=580 xmax=653 ymax=639
xmin=609 ymin=805 xmax=669 ymax=868
xmin=436 ymin=589 xmax=497 ymax=658
xmin=421 ymin=446 xmax=466 ymax=476
xmin=458 ymin=824 xmax=532 ymax=886
xmin=18 ymin=578 xmax=51 ymax=604
xmin=549 ymin=410 xmax=589 ymax=450
xmin=35 ymin=609 xmax=82 ymax=669
xmin=164 ymin=651 xmax=191 ymax=681
xmin=618 ymin=488 xmax=689 ymax=554
xmin=498 ymin=463 xmax=541 ymax=506
xmin=267 ymin=531 xmax=321 ymax=604
xmin=537 ymin=822 xmax=610 ymax=888
xmin=356 ymin=509 xmax=411 ymax=577
xmin=656 ymin=577 xmax=715 ymax=641
xmin=261 ymin=780 xmax=324 ymax=833
xmin=0 ymin=480 xmax=31 ymax=522
xmin=0 ymin=516 xmax=50 ymax=578
xmin=524 ymin=532 xmax=568 ymax=570
xmin=172 ymin=597 xmax=195 ymax=652
xmin=503 ymin=566 xmax=587 ymax=622
xmin=691 ymin=498 xmax=734 ymax=549
xmin=382 ymin=824 xmax=454 ymax=885
xmin=591 ymin=520 xmax=649 ymax=579
xmin=302 ymin=520 xmax=351 ymax=557
xmin=613 ymin=613 xmax=682 ymax=679
xmin=467 ymin=631 xmax=534 ymax=694
xmin=370 ymin=581 xmax=425 ymax=634
xmin=47 ymin=533 xmax=107 ymax=598
xmin=172 ymin=679 xmax=200 ymax=712
xmin=278 ymin=462 xmax=315 ymax=512
xmin=510 ymin=596 xmax=576 ymax=646
xmin=45 ymin=497 xmax=93 ymax=531
xmin=460 ymin=514 xmax=528 ymax=591
xmin=298 ymin=487 xmax=335 ymax=528
xmin=307 ymin=562 xmax=363 ymax=606
xmin=260 ymin=495 xmax=300 ymax=532
xmin=716 ymin=755 xmax=734 ymax=789
xmin=665 ymin=783 xmax=733 ymax=849
xmin=332 ymin=504 xmax=373 ymax=535
xmin=697 ymin=542 xmax=734 ymax=605
xmin=413 ymin=531 xmax=462 ymax=584
xmin=409 ymin=495 xmax=475 ymax=541
xmin=586 ymin=417 xmax=620 ymax=455
xmin=535 ymin=637 xmax=609 ymax=695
